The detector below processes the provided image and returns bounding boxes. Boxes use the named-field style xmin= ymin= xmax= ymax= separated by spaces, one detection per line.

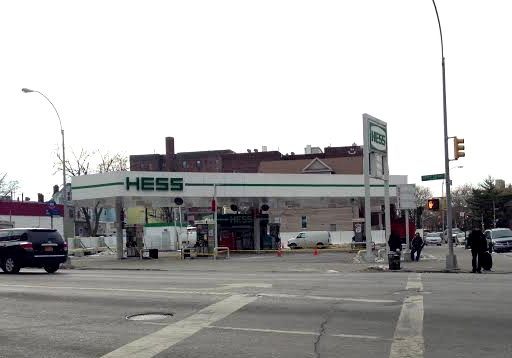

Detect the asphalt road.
xmin=1 ymin=261 xmax=511 ymax=357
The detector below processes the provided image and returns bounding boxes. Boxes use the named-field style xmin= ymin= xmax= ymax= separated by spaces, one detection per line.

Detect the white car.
xmin=287 ymin=231 xmax=331 ymax=249
xmin=443 ymin=228 xmax=463 ymax=245
xmin=455 ymin=232 xmax=466 ymax=246
xmin=425 ymin=232 xmax=442 ymax=246
xmin=485 ymin=228 xmax=512 ymax=253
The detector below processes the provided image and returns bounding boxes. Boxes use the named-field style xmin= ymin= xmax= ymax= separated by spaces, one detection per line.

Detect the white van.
xmin=287 ymin=231 xmax=331 ymax=249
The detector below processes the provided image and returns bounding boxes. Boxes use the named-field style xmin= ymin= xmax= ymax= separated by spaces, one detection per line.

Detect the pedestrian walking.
xmin=467 ymin=224 xmax=487 ymax=273
xmin=410 ymin=232 xmax=424 ymax=262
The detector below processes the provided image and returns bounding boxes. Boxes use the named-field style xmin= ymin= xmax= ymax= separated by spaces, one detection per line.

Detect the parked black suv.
xmin=0 ymin=228 xmax=68 ymax=274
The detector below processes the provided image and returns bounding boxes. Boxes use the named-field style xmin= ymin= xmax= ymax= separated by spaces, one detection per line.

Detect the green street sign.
xmin=421 ymin=173 xmax=445 ymax=181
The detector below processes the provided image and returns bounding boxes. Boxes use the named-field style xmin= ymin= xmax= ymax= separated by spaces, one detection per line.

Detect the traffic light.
xmin=453 ymin=137 xmax=465 ymax=160
xmin=427 ymin=198 xmax=440 ymax=211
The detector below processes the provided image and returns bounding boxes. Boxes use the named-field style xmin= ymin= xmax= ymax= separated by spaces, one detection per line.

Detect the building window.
xmin=183 ymin=161 xmax=188 ymax=169
xmin=196 ymin=160 xmax=201 ymax=169
xmin=330 ymin=224 xmax=337 ymax=232
xmin=301 ymin=216 xmax=307 ymax=229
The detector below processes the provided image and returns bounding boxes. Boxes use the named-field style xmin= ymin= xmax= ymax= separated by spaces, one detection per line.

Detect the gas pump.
xmin=351 ymin=218 xmax=366 ymax=250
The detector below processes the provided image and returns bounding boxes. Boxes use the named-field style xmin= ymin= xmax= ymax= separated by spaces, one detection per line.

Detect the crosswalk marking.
xmin=101 ymin=294 xmax=257 ymax=358
xmin=389 ymin=274 xmax=424 ymax=358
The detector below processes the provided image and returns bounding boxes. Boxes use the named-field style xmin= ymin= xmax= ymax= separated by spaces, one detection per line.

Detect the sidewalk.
xmin=64 ymin=246 xmax=512 ymax=274
xmin=367 ymin=246 xmax=512 ymax=274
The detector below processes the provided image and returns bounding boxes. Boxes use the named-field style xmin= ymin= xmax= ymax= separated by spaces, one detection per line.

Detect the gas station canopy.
xmin=71 ymin=172 xmax=408 ymax=208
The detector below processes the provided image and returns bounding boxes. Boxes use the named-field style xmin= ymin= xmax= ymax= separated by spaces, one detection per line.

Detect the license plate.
xmin=44 ymin=246 xmax=53 ymax=252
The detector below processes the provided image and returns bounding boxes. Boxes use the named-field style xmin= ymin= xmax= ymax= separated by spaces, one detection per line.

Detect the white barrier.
xmin=281 ymin=230 xmax=386 ymax=248
xmin=214 ymin=246 xmax=230 ymax=260
xmin=70 ymin=230 xmax=388 ymax=253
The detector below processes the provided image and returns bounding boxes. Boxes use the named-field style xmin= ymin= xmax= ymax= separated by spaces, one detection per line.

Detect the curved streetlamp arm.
xmin=432 ymin=0 xmax=445 ymax=59
xmin=22 ymin=88 xmax=68 ymax=208
xmin=33 ymin=91 xmax=64 ymax=132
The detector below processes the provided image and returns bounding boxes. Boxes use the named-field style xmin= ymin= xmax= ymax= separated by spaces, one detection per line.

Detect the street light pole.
xmin=22 ymin=88 xmax=67 ymax=228
xmin=431 ymin=1 xmax=458 ymax=270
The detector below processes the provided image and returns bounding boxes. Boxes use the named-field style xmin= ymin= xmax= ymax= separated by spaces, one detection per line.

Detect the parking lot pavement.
xmin=68 ymin=251 xmax=360 ymax=273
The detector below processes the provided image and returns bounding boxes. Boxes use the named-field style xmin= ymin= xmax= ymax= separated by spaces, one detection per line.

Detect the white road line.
xmin=405 ymin=273 xmax=423 ymax=291
xmin=207 ymin=326 xmax=389 ymax=341
xmin=138 ymin=322 xmax=169 ymax=326
xmin=257 ymin=293 xmax=395 ymax=303
xmin=389 ymin=275 xmax=424 ymax=358
xmin=101 ymin=294 xmax=257 ymax=358
xmin=0 ymin=284 xmax=229 ymax=296
xmin=221 ymin=283 xmax=272 ymax=289
xmin=209 ymin=325 xmax=316 ymax=336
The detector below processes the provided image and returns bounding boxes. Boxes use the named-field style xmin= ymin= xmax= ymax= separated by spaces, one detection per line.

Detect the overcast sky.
xmin=1 ymin=0 xmax=510 ymax=200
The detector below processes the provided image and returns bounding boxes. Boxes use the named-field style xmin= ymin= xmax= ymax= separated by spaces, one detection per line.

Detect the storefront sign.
xmin=217 ymin=214 xmax=254 ymax=227
xmin=369 ymin=123 xmax=387 ymax=153
xmin=125 ymin=177 xmax=184 ymax=191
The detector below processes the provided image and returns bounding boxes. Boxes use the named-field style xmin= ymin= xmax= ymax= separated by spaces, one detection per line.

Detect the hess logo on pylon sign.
xmin=427 ymin=198 xmax=440 ymax=211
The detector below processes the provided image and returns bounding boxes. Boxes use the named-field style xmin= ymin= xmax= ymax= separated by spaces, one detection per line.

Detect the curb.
xmin=68 ymin=267 xmax=169 ymax=272
xmin=360 ymin=267 xmax=512 ymax=274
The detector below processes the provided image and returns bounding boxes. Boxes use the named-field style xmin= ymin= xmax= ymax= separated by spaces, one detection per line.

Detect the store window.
xmin=301 ymin=216 xmax=307 ymax=229
xmin=196 ymin=160 xmax=202 ymax=169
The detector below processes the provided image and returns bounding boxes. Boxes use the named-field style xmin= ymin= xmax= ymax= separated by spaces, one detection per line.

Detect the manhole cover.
xmin=126 ymin=313 xmax=174 ymax=321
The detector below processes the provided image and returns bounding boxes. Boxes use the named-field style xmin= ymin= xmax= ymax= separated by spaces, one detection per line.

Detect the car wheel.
xmin=316 ymin=243 xmax=325 ymax=249
xmin=288 ymin=243 xmax=297 ymax=250
xmin=44 ymin=264 xmax=60 ymax=274
xmin=3 ymin=256 xmax=20 ymax=274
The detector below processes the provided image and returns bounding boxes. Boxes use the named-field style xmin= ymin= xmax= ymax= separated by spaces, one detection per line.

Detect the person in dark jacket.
xmin=410 ymin=233 xmax=424 ymax=261
xmin=388 ymin=231 xmax=402 ymax=252
xmin=468 ymin=225 xmax=487 ymax=273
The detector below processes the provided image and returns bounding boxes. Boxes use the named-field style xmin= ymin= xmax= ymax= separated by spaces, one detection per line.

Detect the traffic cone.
xmin=313 ymin=248 xmax=319 ymax=256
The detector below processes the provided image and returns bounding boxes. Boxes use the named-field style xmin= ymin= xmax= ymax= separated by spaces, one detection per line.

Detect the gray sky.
xmin=1 ymin=0 xmax=510 ymax=200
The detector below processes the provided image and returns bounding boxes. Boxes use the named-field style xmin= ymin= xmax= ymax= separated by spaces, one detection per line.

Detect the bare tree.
xmin=451 ymin=184 xmax=474 ymax=228
xmin=415 ymin=185 xmax=440 ymax=230
xmin=415 ymin=186 xmax=433 ymax=208
xmin=55 ymin=149 xmax=127 ymax=236
xmin=0 ymin=173 xmax=19 ymax=199
xmin=98 ymin=152 xmax=128 ymax=173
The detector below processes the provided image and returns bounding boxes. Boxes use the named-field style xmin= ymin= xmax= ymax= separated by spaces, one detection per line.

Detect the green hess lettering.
xmin=126 ymin=177 xmax=184 ymax=191
xmin=370 ymin=130 xmax=386 ymax=146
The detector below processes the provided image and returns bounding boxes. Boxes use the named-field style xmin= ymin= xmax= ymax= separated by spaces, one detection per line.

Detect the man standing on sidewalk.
xmin=468 ymin=224 xmax=487 ymax=273
xmin=410 ymin=232 xmax=424 ymax=262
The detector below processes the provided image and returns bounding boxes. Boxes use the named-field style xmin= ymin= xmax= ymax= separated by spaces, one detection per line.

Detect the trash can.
xmin=149 ymin=249 xmax=158 ymax=259
xmin=388 ymin=252 xmax=401 ymax=270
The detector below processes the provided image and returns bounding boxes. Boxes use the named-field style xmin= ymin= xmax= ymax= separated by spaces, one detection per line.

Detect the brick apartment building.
xmin=131 ymin=137 xmax=363 ymax=175
xmin=130 ymin=137 xmax=365 ymax=232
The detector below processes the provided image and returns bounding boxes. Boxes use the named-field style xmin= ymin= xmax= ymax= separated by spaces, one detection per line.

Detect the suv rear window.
xmin=27 ymin=230 xmax=64 ymax=244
